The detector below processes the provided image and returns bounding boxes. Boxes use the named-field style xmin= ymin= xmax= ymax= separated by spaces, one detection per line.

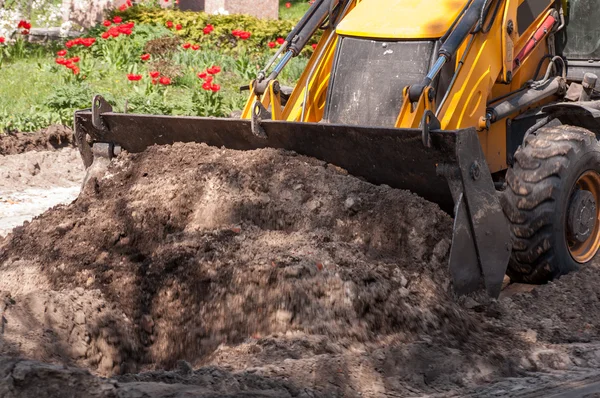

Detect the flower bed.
xmin=0 ymin=2 xmax=317 ymax=133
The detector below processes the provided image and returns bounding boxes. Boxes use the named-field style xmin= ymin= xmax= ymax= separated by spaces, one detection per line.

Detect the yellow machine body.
xmin=241 ymin=0 xmax=557 ymax=173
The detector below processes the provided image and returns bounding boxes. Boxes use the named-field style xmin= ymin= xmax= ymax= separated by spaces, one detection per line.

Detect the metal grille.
xmin=324 ymin=37 xmax=434 ymax=127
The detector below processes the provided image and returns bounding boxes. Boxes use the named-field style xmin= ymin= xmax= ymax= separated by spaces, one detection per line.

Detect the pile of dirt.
xmin=2 ymin=142 xmax=600 ymax=396
xmin=0 ymin=125 xmax=74 ymax=156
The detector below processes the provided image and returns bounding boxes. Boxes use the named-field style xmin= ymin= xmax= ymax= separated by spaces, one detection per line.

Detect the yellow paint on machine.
xmin=336 ymin=0 xmax=467 ymax=39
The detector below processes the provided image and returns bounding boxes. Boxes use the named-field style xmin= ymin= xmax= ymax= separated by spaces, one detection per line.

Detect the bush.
xmin=115 ymin=8 xmax=319 ymax=54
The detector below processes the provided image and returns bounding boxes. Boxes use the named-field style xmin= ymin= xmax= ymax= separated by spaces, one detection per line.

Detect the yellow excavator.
xmin=74 ymin=0 xmax=600 ymax=298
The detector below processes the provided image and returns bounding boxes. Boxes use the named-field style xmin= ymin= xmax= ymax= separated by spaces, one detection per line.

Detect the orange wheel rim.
xmin=567 ymin=170 xmax=600 ymax=263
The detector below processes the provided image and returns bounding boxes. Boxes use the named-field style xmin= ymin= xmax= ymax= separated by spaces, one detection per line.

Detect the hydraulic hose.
xmin=439 ymin=0 xmax=487 ymax=59
xmin=409 ymin=0 xmax=488 ymax=101
xmin=287 ymin=0 xmax=337 ymax=55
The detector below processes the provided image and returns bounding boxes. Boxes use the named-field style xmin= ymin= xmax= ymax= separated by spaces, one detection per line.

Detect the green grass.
xmin=0 ymin=42 xmax=308 ymax=133
xmin=279 ymin=0 xmax=311 ymax=20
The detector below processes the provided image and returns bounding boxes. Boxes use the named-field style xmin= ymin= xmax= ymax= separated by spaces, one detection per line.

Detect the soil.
xmin=0 ymin=125 xmax=75 ymax=156
xmin=2 ymin=135 xmax=600 ymax=397
xmin=0 ymin=134 xmax=85 ymax=237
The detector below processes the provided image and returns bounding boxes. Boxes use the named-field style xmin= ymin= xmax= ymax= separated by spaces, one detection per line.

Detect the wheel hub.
xmin=568 ymin=189 xmax=597 ymax=243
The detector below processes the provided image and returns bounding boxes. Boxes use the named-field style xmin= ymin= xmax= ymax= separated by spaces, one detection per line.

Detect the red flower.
xmin=65 ymin=62 xmax=75 ymax=70
xmin=17 ymin=20 xmax=31 ymax=30
xmin=207 ymin=66 xmax=221 ymax=75
xmin=0 ymin=37 xmax=5 ymax=44
xmin=149 ymin=71 xmax=160 ymax=78
xmin=203 ymin=24 xmax=214 ymax=35
xmin=74 ymin=38 xmax=84 ymax=45
xmin=182 ymin=42 xmax=191 ymax=49
xmin=113 ymin=16 xmax=123 ymax=23
xmin=268 ymin=41 xmax=275 ymax=48
xmin=191 ymin=44 xmax=200 ymax=50
xmin=21 ymin=30 xmax=29 ymax=35
xmin=127 ymin=0 xmax=132 ymax=6
xmin=276 ymin=37 xmax=284 ymax=45
xmin=239 ymin=31 xmax=251 ymax=40
xmin=108 ymin=27 xmax=120 ymax=37
xmin=69 ymin=56 xmax=80 ymax=63
xmin=202 ymin=81 xmax=212 ymax=91
xmin=151 ymin=78 xmax=158 ymax=85
xmin=197 ymin=71 xmax=207 ymax=79
xmin=210 ymin=84 xmax=221 ymax=92
xmin=311 ymin=43 xmax=317 ymax=49
xmin=117 ymin=25 xmax=132 ymax=34
xmin=55 ymin=58 xmax=67 ymax=65
xmin=119 ymin=4 xmax=128 ymax=11
xmin=57 ymin=49 xmax=67 ymax=56
xmin=175 ymin=24 xmax=182 ymax=30
xmin=285 ymin=2 xmax=291 ymax=8
xmin=231 ymin=29 xmax=241 ymax=37
xmin=103 ymin=20 xmax=111 ymax=27
xmin=72 ymin=66 xmax=80 ymax=75
xmin=127 ymin=74 xmax=143 ymax=81
xmin=141 ymin=53 xmax=150 ymax=61
xmin=205 ymin=75 xmax=213 ymax=83
xmin=82 ymin=37 xmax=96 ymax=47
xmin=166 ymin=21 xmax=174 ymax=28
xmin=65 ymin=40 xmax=74 ymax=48
xmin=122 ymin=22 xmax=135 ymax=29
xmin=101 ymin=32 xmax=110 ymax=39
xmin=159 ymin=76 xmax=171 ymax=85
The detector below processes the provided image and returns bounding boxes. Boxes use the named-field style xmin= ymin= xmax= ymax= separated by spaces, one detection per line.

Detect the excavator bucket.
xmin=74 ymin=96 xmax=511 ymax=298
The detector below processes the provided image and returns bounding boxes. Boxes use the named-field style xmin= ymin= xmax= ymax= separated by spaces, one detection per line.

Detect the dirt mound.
xmin=0 ymin=125 xmax=74 ymax=156
xmin=2 ymin=142 xmax=600 ymax=396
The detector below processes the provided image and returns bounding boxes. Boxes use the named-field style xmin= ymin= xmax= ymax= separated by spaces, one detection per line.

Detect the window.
xmin=563 ymin=0 xmax=600 ymax=60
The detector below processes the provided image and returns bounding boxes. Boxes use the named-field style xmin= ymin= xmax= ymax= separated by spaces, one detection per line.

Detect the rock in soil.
xmin=1 ymin=141 xmax=600 ymax=397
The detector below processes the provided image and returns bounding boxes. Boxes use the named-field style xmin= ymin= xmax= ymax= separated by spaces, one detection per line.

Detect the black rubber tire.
xmin=500 ymin=124 xmax=600 ymax=283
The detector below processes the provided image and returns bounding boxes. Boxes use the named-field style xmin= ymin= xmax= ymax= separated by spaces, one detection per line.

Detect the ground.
xmin=2 ymin=129 xmax=600 ymax=397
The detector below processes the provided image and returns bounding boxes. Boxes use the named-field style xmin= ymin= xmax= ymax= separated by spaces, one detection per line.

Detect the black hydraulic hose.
xmin=439 ymin=0 xmax=487 ymax=60
xmin=474 ymin=0 xmax=504 ymax=34
xmin=287 ymin=0 xmax=336 ymax=55
xmin=440 ymin=0 xmax=474 ymax=43
xmin=285 ymin=0 xmax=327 ymax=43
xmin=409 ymin=0 xmax=487 ymax=101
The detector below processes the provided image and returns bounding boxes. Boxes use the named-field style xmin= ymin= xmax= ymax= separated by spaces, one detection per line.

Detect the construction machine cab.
xmin=561 ymin=0 xmax=600 ymax=85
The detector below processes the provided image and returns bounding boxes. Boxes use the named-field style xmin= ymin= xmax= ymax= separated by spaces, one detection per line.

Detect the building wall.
xmin=180 ymin=0 xmax=279 ymax=19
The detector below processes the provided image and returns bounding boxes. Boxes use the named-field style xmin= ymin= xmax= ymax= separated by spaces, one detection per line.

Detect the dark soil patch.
xmin=0 ymin=125 xmax=74 ymax=156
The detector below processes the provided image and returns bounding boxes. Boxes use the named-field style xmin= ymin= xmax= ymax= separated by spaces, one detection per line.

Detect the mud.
xmin=1 ymin=141 xmax=600 ymax=397
xmin=0 ymin=125 xmax=74 ymax=156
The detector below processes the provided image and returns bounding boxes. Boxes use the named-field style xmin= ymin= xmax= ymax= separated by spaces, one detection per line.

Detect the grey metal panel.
xmin=324 ymin=37 xmax=434 ymax=127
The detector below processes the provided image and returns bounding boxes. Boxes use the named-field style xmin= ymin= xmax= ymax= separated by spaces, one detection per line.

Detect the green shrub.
xmin=115 ymin=8 xmax=320 ymax=54
xmin=46 ymin=83 xmax=93 ymax=124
